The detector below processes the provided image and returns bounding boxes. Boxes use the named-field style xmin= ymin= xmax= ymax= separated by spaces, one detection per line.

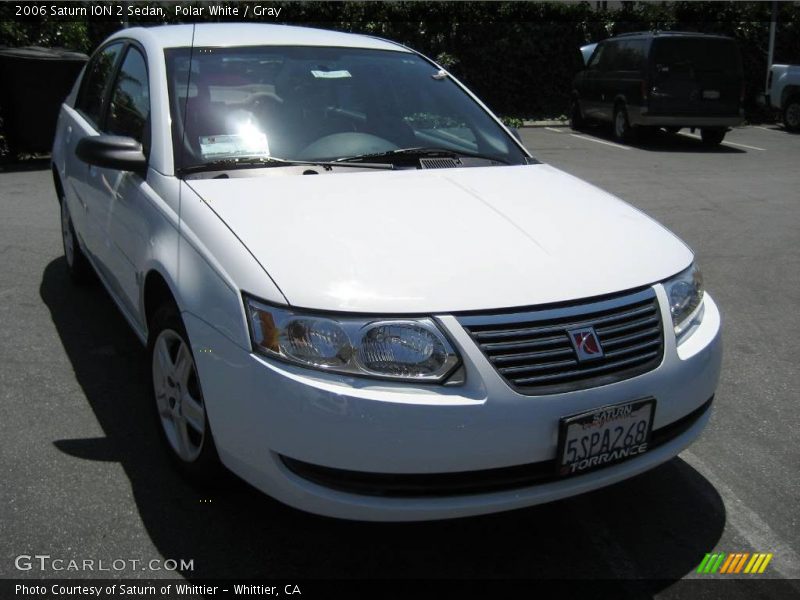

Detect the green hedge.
xmin=1 ymin=1 xmax=799 ymax=124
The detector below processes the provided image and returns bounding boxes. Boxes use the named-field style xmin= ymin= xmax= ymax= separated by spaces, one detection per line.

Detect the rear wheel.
xmin=612 ymin=104 xmax=634 ymax=142
xmin=700 ymin=128 xmax=726 ymax=146
xmin=148 ymin=303 xmax=224 ymax=483
xmin=60 ymin=199 xmax=93 ymax=284
xmin=570 ymin=99 xmax=585 ymax=130
xmin=783 ymin=97 xmax=800 ymax=132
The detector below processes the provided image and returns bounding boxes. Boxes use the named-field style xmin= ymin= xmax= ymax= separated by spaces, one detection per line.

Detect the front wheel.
xmin=700 ymin=128 xmax=726 ymax=146
xmin=570 ymin=100 xmax=585 ymax=130
xmin=783 ymin=97 xmax=800 ymax=132
xmin=612 ymin=104 xmax=634 ymax=142
xmin=149 ymin=303 xmax=224 ymax=483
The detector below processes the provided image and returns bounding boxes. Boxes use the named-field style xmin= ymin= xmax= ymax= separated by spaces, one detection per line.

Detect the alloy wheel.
xmin=785 ymin=101 xmax=800 ymax=131
xmin=152 ymin=329 xmax=206 ymax=462
xmin=614 ymin=107 xmax=628 ymax=140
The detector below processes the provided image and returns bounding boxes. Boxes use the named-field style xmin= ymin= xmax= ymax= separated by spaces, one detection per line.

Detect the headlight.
xmin=663 ymin=263 xmax=704 ymax=341
xmin=244 ymin=295 xmax=461 ymax=382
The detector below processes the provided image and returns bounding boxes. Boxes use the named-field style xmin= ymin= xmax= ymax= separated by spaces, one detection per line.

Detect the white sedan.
xmin=52 ymin=23 xmax=721 ymax=521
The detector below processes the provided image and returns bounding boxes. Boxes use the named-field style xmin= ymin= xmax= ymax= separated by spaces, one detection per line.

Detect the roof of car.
xmin=107 ymin=23 xmax=410 ymax=53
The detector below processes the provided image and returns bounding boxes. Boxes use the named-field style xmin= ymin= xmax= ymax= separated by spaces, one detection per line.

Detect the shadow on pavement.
xmin=571 ymin=125 xmax=745 ymax=154
xmin=41 ymin=257 xmax=725 ymax=590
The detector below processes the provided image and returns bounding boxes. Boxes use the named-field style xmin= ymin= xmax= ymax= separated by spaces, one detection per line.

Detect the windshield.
xmin=165 ymin=45 xmax=527 ymax=172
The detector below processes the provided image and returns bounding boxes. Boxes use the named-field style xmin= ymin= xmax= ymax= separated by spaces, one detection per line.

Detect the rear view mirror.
xmin=75 ymin=135 xmax=147 ymax=174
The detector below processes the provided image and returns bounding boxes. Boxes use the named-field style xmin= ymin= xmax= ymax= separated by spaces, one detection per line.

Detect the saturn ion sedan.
xmin=51 ymin=23 xmax=721 ymax=521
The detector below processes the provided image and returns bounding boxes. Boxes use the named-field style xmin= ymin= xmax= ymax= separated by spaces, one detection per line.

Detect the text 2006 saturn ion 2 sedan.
xmin=52 ymin=24 xmax=721 ymax=521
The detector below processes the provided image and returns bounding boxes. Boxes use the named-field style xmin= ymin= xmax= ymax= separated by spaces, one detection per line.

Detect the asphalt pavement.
xmin=0 ymin=124 xmax=798 ymax=598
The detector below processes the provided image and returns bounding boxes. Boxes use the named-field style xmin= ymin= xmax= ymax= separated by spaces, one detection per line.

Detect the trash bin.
xmin=0 ymin=46 xmax=88 ymax=156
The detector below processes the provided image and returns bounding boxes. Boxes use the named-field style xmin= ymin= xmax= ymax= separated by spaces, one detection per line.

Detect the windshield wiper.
xmin=335 ymin=147 xmax=510 ymax=165
xmin=178 ymin=155 xmax=393 ymax=176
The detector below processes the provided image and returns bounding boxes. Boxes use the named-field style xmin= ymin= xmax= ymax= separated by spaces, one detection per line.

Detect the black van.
xmin=571 ymin=32 xmax=744 ymax=146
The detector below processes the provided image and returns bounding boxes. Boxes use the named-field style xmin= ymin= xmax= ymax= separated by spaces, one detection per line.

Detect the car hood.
xmin=187 ymin=164 xmax=692 ymax=313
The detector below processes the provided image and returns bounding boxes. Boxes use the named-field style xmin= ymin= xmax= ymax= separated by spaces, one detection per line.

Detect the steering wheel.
xmin=297 ymin=132 xmax=397 ymax=161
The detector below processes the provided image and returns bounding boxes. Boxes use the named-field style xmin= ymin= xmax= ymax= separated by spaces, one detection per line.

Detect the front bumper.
xmin=185 ymin=286 xmax=722 ymax=521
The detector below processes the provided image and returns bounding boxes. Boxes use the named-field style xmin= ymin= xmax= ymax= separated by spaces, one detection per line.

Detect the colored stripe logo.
xmin=696 ymin=552 xmax=773 ymax=574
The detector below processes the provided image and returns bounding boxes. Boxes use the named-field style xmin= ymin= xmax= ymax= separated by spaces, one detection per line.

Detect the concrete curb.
xmin=521 ymin=120 xmax=569 ymax=127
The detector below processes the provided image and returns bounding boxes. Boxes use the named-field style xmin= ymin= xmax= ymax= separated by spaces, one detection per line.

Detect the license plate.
xmin=557 ymin=398 xmax=655 ymax=477
xmin=703 ymin=90 xmax=721 ymax=100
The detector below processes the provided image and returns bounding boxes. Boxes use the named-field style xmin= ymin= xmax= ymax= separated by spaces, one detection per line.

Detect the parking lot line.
xmin=679 ymin=132 xmax=767 ymax=152
xmin=719 ymin=140 xmax=767 ymax=152
xmin=544 ymin=127 xmax=564 ymax=133
xmin=682 ymin=450 xmax=800 ymax=582
xmin=569 ymin=133 xmax=631 ymax=150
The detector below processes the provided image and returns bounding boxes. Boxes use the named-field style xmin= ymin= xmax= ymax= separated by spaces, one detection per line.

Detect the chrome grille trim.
xmin=457 ymin=287 xmax=664 ymax=394
xmin=512 ymin=351 xmax=661 ymax=386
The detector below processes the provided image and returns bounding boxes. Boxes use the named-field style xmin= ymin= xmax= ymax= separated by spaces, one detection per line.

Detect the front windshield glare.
xmin=165 ymin=45 xmax=527 ymax=170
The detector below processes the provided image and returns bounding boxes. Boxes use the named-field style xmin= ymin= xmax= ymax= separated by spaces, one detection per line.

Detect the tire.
xmin=783 ymin=97 xmax=800 ymax=133
xmin=60 ymin=199 xmax=93 ymax=284
xmin=570 ymin=99 xmax=585 ymax=131
xmin=148 ymin=302 xmax=224 ymax=484
xmin=612 ymin=104 xmax=634 ymax=142
xmin=700 ymin=128 xmax=726 ymax=146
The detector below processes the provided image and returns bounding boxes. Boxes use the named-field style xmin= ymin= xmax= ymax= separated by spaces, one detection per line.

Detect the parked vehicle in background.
xmin=0 ymin=46 xmax=88 ymax=158
xmin=571 ymin=31 xmax=744 ymax=145
xmin=766 ymin=64 xmax=800 ymax=132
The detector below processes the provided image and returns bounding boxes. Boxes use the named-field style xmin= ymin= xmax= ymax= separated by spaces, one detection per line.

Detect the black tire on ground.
xmin=59 ymin=198 xmax=94 ymax=284
xmin=612 ymin=104 xmax=635 ymax=142
xmin=700 ymin=128 xmax=726 ymax=146
xmin=783 ymin=97 xmax=800 ymax=133
xmin=148 ymin=302 xmax=225 ymax=485
xmin=570 ymin=99 xmax=585 ymax=130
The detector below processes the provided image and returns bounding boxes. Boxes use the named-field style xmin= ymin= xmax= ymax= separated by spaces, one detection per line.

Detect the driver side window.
xmin=588 ymin=44 xmax=605 ymax=71
xmin=76 ymin=43 xmax=123 ymax=127
xmin=106 ymin=47 xmax=150 ymax=149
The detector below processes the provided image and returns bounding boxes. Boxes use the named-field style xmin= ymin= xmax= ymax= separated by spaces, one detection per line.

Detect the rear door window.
xmin=76 ymin=43 xmax=124 ymax=127
xmin=652 ymin=38 xmax=742 ymax=76
xmin=617 ymin=40 xmax=647 ymax=72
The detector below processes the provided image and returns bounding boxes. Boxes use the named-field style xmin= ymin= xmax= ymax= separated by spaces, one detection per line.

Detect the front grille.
xmin=458 ymin=287 xmax=664 ymax=394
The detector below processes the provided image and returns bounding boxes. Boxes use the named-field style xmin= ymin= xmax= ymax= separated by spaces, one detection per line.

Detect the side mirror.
xmin=75 ymin=135 xmax=147 ymax=175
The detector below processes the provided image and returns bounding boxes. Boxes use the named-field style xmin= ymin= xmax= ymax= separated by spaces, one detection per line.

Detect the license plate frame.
xmin=702 ymin=89 xmax=721 ymax=100
xmin=556 ymin=398 xmax=656 ymax=478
